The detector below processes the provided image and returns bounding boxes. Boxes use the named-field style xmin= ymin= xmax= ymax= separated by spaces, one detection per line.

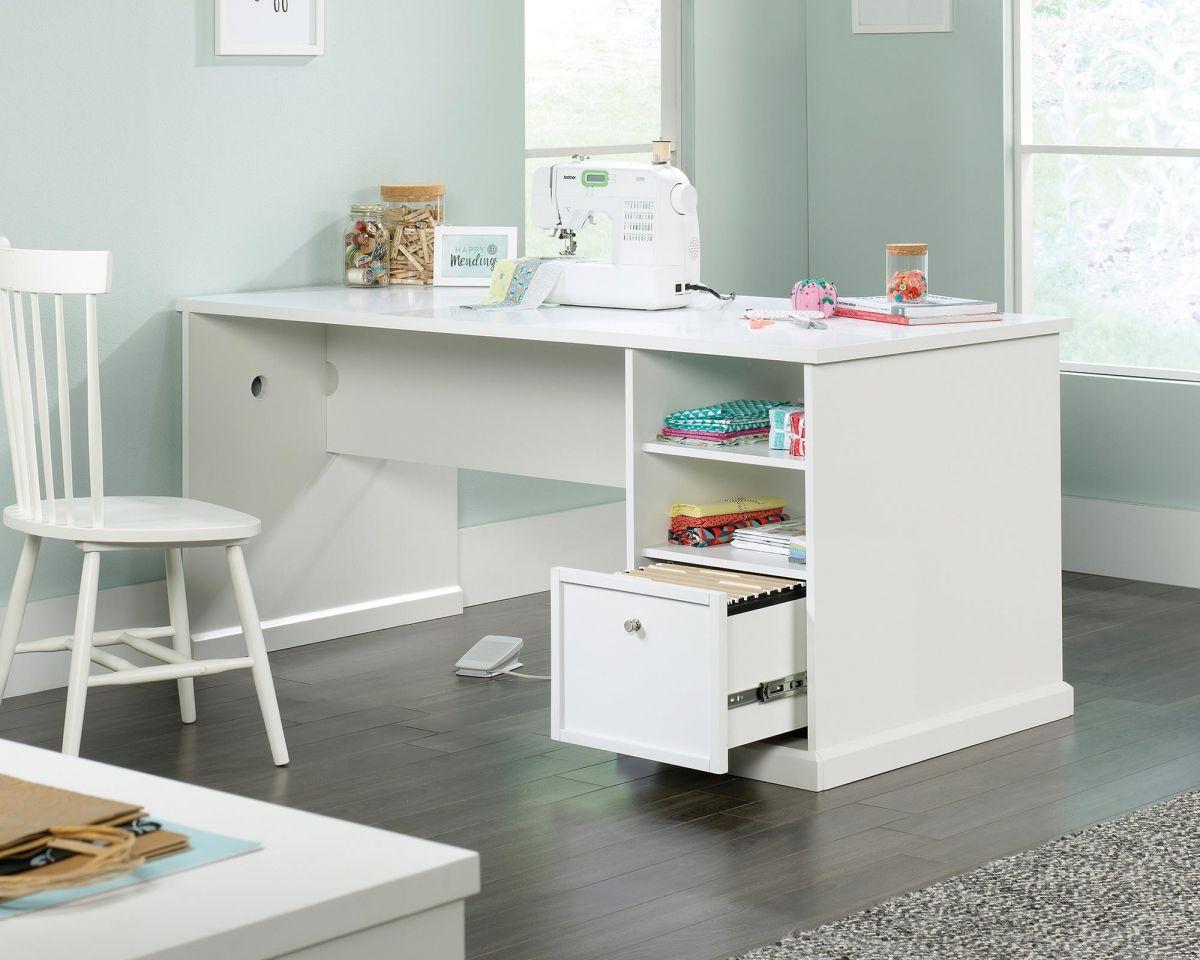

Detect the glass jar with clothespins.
xmin=381 ymin=183 xmax=445 ymax=285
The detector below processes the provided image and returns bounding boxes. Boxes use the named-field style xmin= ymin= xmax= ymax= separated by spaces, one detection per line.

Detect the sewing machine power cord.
xmin=685 ymin=282 xmax=736 ymax=301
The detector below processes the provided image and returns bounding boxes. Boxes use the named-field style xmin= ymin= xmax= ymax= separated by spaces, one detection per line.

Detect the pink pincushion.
xmin=790 ymin=278 xmax=837 ymax=317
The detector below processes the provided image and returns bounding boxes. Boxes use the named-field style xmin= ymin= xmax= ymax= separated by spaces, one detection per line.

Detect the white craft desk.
xmin=177 ymin=286 xmax=1072 ymax=790
xmin=0 ymin=738 xmax=478 ymax=959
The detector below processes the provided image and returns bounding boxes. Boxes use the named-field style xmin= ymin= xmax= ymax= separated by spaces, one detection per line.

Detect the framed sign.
xmin=433 ymin=227 xmax=519 ymax=287
xmin=215 ymin=0 xmax=325 ymax=56
xmin=852 ymin=0 xmax=954 ymax=34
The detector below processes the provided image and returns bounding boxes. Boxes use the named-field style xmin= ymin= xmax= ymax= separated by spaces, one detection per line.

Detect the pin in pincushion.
xmin=790 ymin=278 xmax=837 ymax=317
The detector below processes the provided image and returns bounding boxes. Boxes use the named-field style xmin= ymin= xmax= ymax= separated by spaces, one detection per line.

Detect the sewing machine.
xmin=530 ymin=157 xmax=703 ymax=310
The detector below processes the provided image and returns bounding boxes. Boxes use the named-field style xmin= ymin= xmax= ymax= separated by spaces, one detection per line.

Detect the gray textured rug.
xmin=738 ymin=790 xmax=1200 ymax=959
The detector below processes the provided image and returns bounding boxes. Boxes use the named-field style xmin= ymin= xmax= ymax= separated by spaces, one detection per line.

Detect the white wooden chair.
xmin=0 ymin=241 xmax=288 ymax=765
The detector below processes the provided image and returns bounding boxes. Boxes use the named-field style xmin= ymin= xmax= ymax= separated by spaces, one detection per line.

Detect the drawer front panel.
xmin=552 ymin=570 xmax=728 ymax=773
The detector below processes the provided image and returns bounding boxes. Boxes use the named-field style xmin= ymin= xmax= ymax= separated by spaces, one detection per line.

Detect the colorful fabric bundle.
xmin=669 ymin=506 xmax=783 ymax=534
xmin=667 ymin=497 xmax=789 ymax=548
xmin=657 ymin=399 xmax=795 ymax=447
xmin=769 ymin=407 xmax=806 ymax=458
xmin=659 ymin=427 xmax=768 ymax=445
xmin=767 ymin=406 xmax=805 ymax=431
xmin=462 ymin=257 xmax=565 ymax=310
xmin=669 ymin=496 xmax=787 ymax=518
xmin=668 ymin=512 xmax=788 ymax=547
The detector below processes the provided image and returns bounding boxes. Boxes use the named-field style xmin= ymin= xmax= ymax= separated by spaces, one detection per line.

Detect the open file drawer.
xmin=550 ymin=565 xmax=807 ymax=774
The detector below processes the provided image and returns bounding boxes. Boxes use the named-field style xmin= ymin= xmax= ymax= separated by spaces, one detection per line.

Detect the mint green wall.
xmin=805 ymin=1 xmax=1010 ymax=305
xmin=1062 ymin=374 xmax=1200 ymax=510
xmin=801 ymin=1 xmax=1197 ymax=513
xmin=688 ymin=0 xmax=809 ymax=296
xmin=0 ymin=0 xmax=524 ymax=599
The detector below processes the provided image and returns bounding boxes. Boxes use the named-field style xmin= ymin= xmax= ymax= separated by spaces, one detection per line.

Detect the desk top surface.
xmin=0 ymin=739 xmax=478 ymax=960
xmin=178 ymin=286 xmax=1070 ymax=365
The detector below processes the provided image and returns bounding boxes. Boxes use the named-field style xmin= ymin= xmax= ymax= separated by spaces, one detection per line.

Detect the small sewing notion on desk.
xmin=176 ymin=286 xmax=1072 ymax=791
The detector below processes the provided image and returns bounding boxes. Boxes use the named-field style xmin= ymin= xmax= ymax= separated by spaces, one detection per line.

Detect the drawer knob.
xmin=623 ymin=618 xmax=642 ymax=634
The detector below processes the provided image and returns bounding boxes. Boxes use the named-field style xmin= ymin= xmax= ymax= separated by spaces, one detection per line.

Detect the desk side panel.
xmin=803 ymin=335 xmax=1069 ymax=765
xmin=184 ymin=312 xmax=460 ymax=647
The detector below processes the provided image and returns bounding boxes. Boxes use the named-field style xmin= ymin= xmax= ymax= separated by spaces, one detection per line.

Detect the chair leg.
xmin=62 ymin=550 xmax=101 ymax=757
xmin=0 ymin=535 xmax=41 ymax=705
xmin=165 ymin=547 xmax=197 ymax=724
xmin=225 ymin=544 xmax=289 ymax=766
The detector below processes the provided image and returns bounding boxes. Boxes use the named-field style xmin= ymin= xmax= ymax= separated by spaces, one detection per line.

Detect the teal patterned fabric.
xmin=663 ymin=399 xmax=792 ymax=434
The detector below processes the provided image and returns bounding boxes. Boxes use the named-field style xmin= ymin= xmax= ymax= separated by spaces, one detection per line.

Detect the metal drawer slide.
xmin=727 ymin=671 xmax=807 ymax=709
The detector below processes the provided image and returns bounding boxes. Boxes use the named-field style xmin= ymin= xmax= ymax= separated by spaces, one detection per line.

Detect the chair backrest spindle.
xmin=0 ymin=290 xmax=28 ymax=513
xmin=10 ymin=292 xmax=41 ymax=520
xmin=0 ymin=246 xmax=113 ymax=531
xmin=30 ymin=294 xmax=57 ymax=523
xmin=54 ymin=293 xmax=75 ymax=525
xmin=84 ymin=293 xmax=104 ymax=527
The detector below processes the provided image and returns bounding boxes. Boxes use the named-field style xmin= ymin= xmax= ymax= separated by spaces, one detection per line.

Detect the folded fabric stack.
xmin=658 ymin=399 xmax=793 ymax=447
xmin=731 ymin=519 xmax=807 ymax=564
xmin=668 ymin=496 xmax=788 ymax=547
xmin=768 ymin=404 xmax=806 ymax=458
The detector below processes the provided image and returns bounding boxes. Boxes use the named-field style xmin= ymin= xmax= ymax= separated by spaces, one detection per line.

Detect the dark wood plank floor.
xmin=3 ymin=572 xmax=1200 ymax=959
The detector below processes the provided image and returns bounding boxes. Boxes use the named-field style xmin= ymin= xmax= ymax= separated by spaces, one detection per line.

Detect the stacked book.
xmin=731 ymin=519 xmax=807 ymax=565
xmin=834 ymin=294 xmax=1000 ymax=326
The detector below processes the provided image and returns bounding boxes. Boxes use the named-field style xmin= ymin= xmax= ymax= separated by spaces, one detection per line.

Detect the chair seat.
xmin=3 ymin=496 xmax=261 ymax=545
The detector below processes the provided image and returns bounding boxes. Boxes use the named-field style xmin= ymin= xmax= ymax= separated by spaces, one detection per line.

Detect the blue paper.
xmin=0 ymin=821 xmax=260 ymax=919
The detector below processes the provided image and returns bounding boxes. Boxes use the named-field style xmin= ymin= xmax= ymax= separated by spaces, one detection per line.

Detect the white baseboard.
xmin=457 ymin=501 xmax=626 ymax=606
xmin=1063 ymin=495 xmax=1200 ymax=588
xmin=730 ymin=682 xmax=1075 ymax=791
xmin=1 ymin=501 xmax=623 ymax=699
xmin=1 ymin=580 xmax=169 ymax=699
xmin=192 ymin=585 xmax=464 ymax=661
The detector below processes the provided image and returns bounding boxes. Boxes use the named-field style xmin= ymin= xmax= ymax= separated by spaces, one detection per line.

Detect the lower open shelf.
xmin=641 ymin=541 xmax=807 ymax=579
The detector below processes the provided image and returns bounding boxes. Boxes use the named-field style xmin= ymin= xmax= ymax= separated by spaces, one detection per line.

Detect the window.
xmin=524 ymin=0 xmax=682 ymax=258
xmin=1016 ymin=0 xmax=1200 ymax=379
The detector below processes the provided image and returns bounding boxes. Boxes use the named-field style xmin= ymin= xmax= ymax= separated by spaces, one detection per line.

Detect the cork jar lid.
xmin=886 ymin=243 xmax=928 ymax=256
xmin=381 ymin=184 xmax=445 ymax=202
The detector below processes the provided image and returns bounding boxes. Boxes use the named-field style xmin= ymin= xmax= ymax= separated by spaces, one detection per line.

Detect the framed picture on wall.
xmin=433 ymin=227 xmax=519 ymax=287
xmin=215 ymin=0 xmax=325 ymax=56
xmin=852 ymin=0 xmax=954 ymax=34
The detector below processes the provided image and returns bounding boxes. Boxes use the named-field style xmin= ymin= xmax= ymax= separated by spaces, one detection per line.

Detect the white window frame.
xmin=1013 ymin=1 xmax=1200 ymax=383
xmin=523 ymin=0 xmax=684 ymax=166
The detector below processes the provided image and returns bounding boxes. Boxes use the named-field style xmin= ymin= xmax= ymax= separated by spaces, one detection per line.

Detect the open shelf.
xmin=641 ymin=541 xmax=807 ymax=580
xmin=641 ymin=440 xmax=806 ymax=471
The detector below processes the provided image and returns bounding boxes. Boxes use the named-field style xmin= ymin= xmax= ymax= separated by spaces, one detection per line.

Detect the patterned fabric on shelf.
xmin=669 ymin=496 xmax=787 ymax=519
xmin=668 ymin=512 xmax=789 ymax=547
xmin=662 ymin=399 xmax=793 ymax=435
xmin=659 ymin=426 xmax=769 ymax=443
xmin=655 ymin=432 xmax=768 ymax=448
xmin=669 ymin=507 xmax=784 ymax=534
